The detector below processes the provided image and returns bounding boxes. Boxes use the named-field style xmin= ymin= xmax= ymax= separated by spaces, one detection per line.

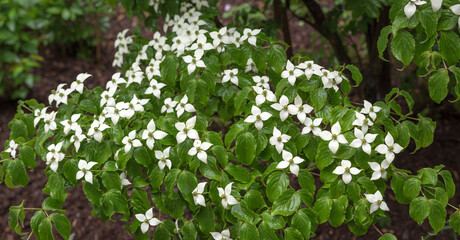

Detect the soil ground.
xmin=0 ymin=2 xmax=459 ymax=240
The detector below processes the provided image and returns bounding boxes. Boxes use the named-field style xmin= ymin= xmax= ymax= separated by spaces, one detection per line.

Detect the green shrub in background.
xmin=0 ymin=0 xmax=111 ymax=100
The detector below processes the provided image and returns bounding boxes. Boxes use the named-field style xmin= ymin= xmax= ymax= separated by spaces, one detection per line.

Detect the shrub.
xmin=1 ymin=0 xmax=459 ymax=239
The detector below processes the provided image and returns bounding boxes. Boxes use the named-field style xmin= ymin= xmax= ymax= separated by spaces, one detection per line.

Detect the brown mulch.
xmin=1 ymin=2 xmax=459 ymax=240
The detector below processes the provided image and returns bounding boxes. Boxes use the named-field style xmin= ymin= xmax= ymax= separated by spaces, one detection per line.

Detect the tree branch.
xmin=274 ymin=0 xmax=293 ymax=58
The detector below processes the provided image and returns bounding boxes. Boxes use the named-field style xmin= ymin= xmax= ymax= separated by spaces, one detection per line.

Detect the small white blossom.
xmin=288 ymin=95 xmax=313 ymax=122
xmin=271 ymin=95 xmax=291 ymax=121
xmin=365 ymin=191 xmax=389 ymax=213
xmin=218 ymin=182 xmax=238 ymax=208
xmin=70 ymin=128 xmax=86 ymax=152
xmin=243 ymin=28 xmax=261 ymax=46
xmin=76 ymin=160 xmax=97 ymax=184
xmin=142 ymin=120 xmax=168 ymax=150
xmin=145 ymin=79 xmax=166 ymax=99
xmin=276 ymin=150 xmax=305 ymax=176
xmin=281 ymin=60 xmax=303 ymax=85
xmin=188 ymin=139 xmax=213 ymax=163
xmin=297 ymin=60 xmax=322 ymax=79
xmin=135 ymin=208 xmax=162 ymax=233
xmin=360 ymin=100 xmax=381 ymax=121
xmin=155 ymin=147 xmax=172 ymax=170
xmin=349 ymin=128 xmax=378 ymax=155
xmin=175 ymin=95 xmax=196 ymax=117
xmin=431 ymin=0 xmax=442 ymax=12
xmin=106 ymin=72 xmax=126 ymax=93
xmin=120 ymin=172 xmax=131 ymax=186
xmin=60 ymin=114 xmax=81 ymax=135
xmin=34 ymin=107 xmax=48 ymax=127
xmin=333 ymin=160 xmax=361 ymax=184
xmin=269 ymin=127 xmax=291 ymax=153
xmin=222 ymin=69 xmax=239 ymax=86
xmin=211 ymin=229 xmax=232 ymax=240
xmin=5 ymin=140 xmax=18 ymax=158
xmin=244 ymin=106 xmax=272 ymax=130
xmin=192 ymin=182 xmax=207 ymax=207
xmin=404 ymin=0 xmax=426 ymax=18
xmin=319 ymin=122 xmax=348 ymax=154
xmin=245 ymin=58 xmax=258 ymax=73
xmin=161 ymin=98 xmax=178 ymax=113
xmin=71 ymin=73 xmax=91 ymax=93
xmin=375 ymin=133 xmax=403 ymax=163
xmin=175 ymin=116 xmax=199 ymax=143
xmin=369 ymin=161 xmax=389 ymax=180
xmin=122 ymin=130 xmax=142 ymax=153
xmin=302 ymin=117 xmax=322 ymax=136
xmin=252 ymin=86 xmax=276 ymax=106
xmin=352 ymin=112 xmax=373 ymax=133
xmin=87 ymin=120 xmax=110 ymax=142
xmin=183 ymin=51 xmax=206 ymax=74
xmin=252 ymin=75 xmax=270 ymax=89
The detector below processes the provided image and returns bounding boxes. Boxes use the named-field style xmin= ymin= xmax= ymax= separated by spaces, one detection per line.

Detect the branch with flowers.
xmin=2 ymin=0 xmax=459 ymax=239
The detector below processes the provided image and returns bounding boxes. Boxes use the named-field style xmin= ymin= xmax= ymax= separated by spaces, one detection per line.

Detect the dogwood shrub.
xmin=2 ymin=1 xmax=460 ymax=239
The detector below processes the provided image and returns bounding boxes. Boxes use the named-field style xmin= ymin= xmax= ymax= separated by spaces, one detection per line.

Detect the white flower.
xmin=145 ymin=60 xmax=161 ymax=80
xmin=71 ymin=73 xmax=91 ymax=93
xmin=369 ymin=161 xmax=389 ymax=180
xmin=404 ymin=0 xmax=426 ymax=18
xmin=271 ymin=95 xmax=291 ymax=121
xmin=365 ymin=191 xmax=389 ymax=213
xmin=333 ymin=160 xmax=361 ymax=184
xmin=244 ymin=106 xmax=272 ymax=130
xmin=70 ymin=128 xmax=86 ymax=152
xmin=245 ymin=58 xmax=258 ymax=73
xmin=269 ymin=127 xmax=291 ymax=153
xmin=302 ymin=117 xmax=322 ymax=136
xmin=100 ymin=90 xmax=116 ymax=107
xmin=49 ymin=84 xmax=72 ymax=106
xmin=209 ymin=27 xmax=229 ymax=47
xmin=87 ymin=120 xmax=110 ymax=142
xmin=192 ymin=182 xmax=207 ymax=207
xmin=243 ymin=28 xmax=261 ymax=46
xmin=76 ymin=160 xmax=97 ymax=184
xmin=5 ymin=140 xmax=18 ymax=158
xmin=252 ymin=86 xmax=276 ymax=106
xmin=34 ymin=107 xmax=48 ymax=127
xmin=119 ymin=95 xmax=149 ymax=119
xmin=145 ymin=79 xmax=166 ymax=99
xmin=142 ymin=120 xmax=168 ymax=150
xmin=222 ymin=69 xmax=239 ymax=86
xmin=105 ymin=106 xmax=121 ymax=125
xmin=161 ymin=98 xmax=178 ymax=113
xmin=276 ymin=150 xmax=305 ymax=176
xmin=188 ymin=139 xmax=213 ymax=163
xmin=46 ymin=155 xmax=62 ymax=172
xmin=106 ymin=72 xmax=126 ymax=93
xmin=46 ymin=142 xmax=64 ymax=163
xmin=298 ymin=60 xmax=322 ymax=79
xmin=175 ymin=116 xmax=199 ymax=143
xmin=183 ymin=51 xmax=206 ymax=74
xmin=211 ymin=229 xmax=232 ymax=240
xmin=360 ymin=100 xmax=381 ymax=121
xmin=321 ymin=70 xmax=342 ymax=91
xmin=217 ymin=182 xmax=238 ymax=208
xmin=431 ymin=0 xmax=442 ymax=12
xmin=319 ymin=122 xmax=348 ymax=154
xmin=120 ymin=172 xmax=131 ymax=186
xmin=352 ymin=112 xmax=373 ymax=133
xmin=60 ymin=114 xmax=81 ymax=135
xmin=122 ymin=130 xmax=142 ymax=153
xmin=281 ymin=60 xmax=303 ymax=85
xmin=189 ymin=34 xmax=213 ymax=57
xmin=450 ymin=4 xmax=460 ymax=26
xmin=175 ymin=95 xmax=196 ymax=117
xmin=252 ymin=75 xmax=270 ymax=89
xmin=135 ymin=208 xmax=162 ymax=233
xmin=375 ymin=133 xmax=403 ymax=163
xmin=349 ymin=128 xmax=378 ymax=155
xmin=155 ymin=147 xmax=172 ymax=170
xmin=288 ymin=95 xmax=313 ymax=122
xmin=126 ymin=70 xmax=144 ymax=86
xmin=43 ymin=111 xmax=57 ymax=133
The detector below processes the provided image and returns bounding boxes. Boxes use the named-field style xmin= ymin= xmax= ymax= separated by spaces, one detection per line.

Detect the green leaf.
xmin=450 ymin=210 xmax=460 ymax=235
xmin=428 ymin=68 xmax=449 ymax=103
xmin=271 ymin=189 xmax=301 ymax=216
xmin=418 ymin=168 xmax=437 ymax=185
xmin=428 ymin=199 xmax=446 ymax=233
xmin=212 ymin=145 xmax=228 ymax=167
xmin=438 ymin=31 xmax=460 ymax=65
xmin=160 ymin=55 xmax=178 ymax=86
xmin=196 ymin=206 xmax=215 ymax=233
xmin=316 ymin=141 xmax=333 ymax=169
xmin=284 ymin=227 xmax=303 ymax=240
xmin=244 ymin=190 xmax=266 ymax=211
xmin=377 ymin=26 xmax=392 ymax=61
xmin=83 ymin=180 xmax=103 ymax=206
xmin=391 ymin=172 xmax=411 ymax=204
xmin=298 ymin=170 xmax=315 ymax=193
xmin=102 ymin=171 xmax=122 ymax=190
xmin=329 ymin=198 xmax=346 ymax=227
xmin=419 ymin=8 xmax=438 ymax=39
xmin=267 ymin=44 xmax=287 ymax=74
xmin=164 ymin=169 xmax=180 ymax=198
xmin=439 ymin=170 xmax=455 ymax=199
xmin=403 ymin=178 xmax=421 ymax=200
xmin=38 ymin=218 xmax=54 ymax=240
xmin=266 ymin=171 xmax=289 ymax=203
xmin=133 ymin=147 xmax=151 ymax=167
xmin=345 ymin=65 xmax=363 ymax=86
xmin=225 ymin=163 xmax=251 ymax=183
xmin=19 ymin=145 xmax=36 ymax=170
xmin=31 ymin=211 xmax=46 ymax=238
xmin=225 ymin=123 xmax=245 ymax=147
xmin=236 ymin=132 xmax=256 ymax=165
xmin=79 ymin=99 xmax=98 ymax=115
xmin=391 ymin=30 xmax=415 ymax=69
xmin=310 ymin=88 xmax=327 ymax=110
xmin=9 ymin=119 xmax=28 ymax=139
xmin=8 ymin=202 xmax=25 ymax=235
xmin=181 ymin=221 xmax=198 ymax=240
xmin=379 ymin=233 xmax=397 ymax=240
xmin=258 ymin=222 xmax=278 ymax=240
xmin=409 ymin=197 xmax=430 ymax=224
xmin=50 ymin=213 xmax=71 ymax=240
xmin=240 ymin=222 xmax=259 ymax=240
xmin=313 ymin=197 xmax=332 ymax=223
xmin=417 ymin=116 xmax=435 ymax=149
xmin=177 ymin=170 xmax=197 ymax=205
xmin=7 ymin=158 xmax=29 ymax=186
xmin=291 ymin=211 xmax=311 ymax=238
xmin=437 ymin=9 xmax=458 ymax=31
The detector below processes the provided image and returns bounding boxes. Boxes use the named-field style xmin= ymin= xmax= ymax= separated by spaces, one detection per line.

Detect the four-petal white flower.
xmin=276 ymin=150 xmax=305 ymax=176
xmin=192 ymin=182 xmax=207 ymax=207
xmin=269 ymin=127 xmax=291 ymax=153
xmin=319 ymin=122 xmax=348 ymax=154
xmin=142 ymin=120 xmax=168 ymax=150
xmin=155 ymin=147 xmax=172 ymax=170
xmin=349 ymin=128 xmax=378 ymax=155
xmin=76 ymin=160 xmax=97 ymax=184
xmin=135 ymin=208 xmax=162 ymax=233
xmin=375 ymin=133 xmax=403 ymax=163
xmin=175 ymin=116 xmax=199 ymax=143
xmin=188 ymin=139 xmax=213 ymax=163
xmin=218 ymin=182 xmax=238 ymax=208
xmin=365 ymin=191 xmax=389 ymax=213
xmin=122 ymin=130 xmax=142 ymax=152
xmin=333 ymin=160 xmax=361 ymax=184
xmin=244 ymin=106 xmax=272 ymax=130
xmin=281 ymin=60 xmax=303 ymax=85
